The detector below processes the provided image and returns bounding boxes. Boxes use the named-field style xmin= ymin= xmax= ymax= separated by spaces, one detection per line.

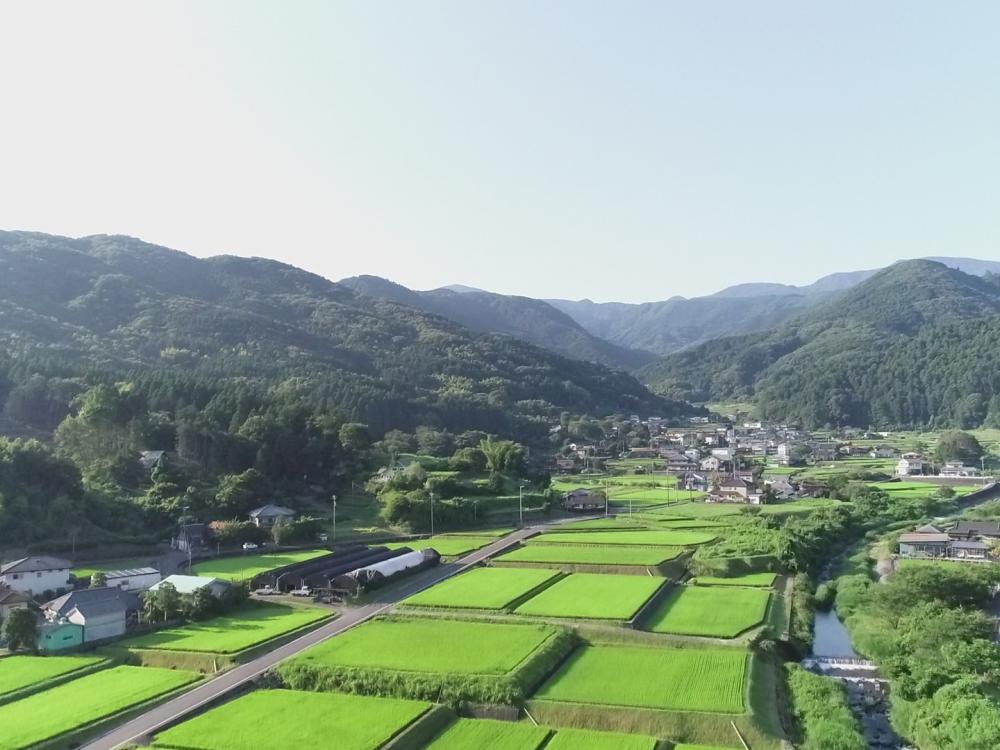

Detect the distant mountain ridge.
xmin=639 ymin=260 xmax=1000 ymax=428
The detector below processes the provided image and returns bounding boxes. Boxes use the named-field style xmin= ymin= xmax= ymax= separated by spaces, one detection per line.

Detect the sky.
xmin=1 ymin=2 xmax=998 ymax=303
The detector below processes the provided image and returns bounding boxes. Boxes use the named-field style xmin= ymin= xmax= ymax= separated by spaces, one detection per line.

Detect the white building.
xmin=940 ymin=461 xmax=980 ymax=478
xmin=0 ymin=556 xmax=72 ymax=596
xmin=896 ymin=453 xmax=925 ymax=477
xmin=103 ymin=567 xmax=162 ymax=592
xmin=43 ymin=587 xmax=135 ymax=643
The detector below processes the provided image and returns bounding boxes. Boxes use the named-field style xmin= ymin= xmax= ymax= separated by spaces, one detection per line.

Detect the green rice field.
xmin=498 ymin=543 xmax=682 ymax=566
xmin=535 ymin=530 xmax=716 ymax=546
xmin=535 ymin=644 xmax=747 ymax=713
xmin=403 ymin=567 xmax=561 ymax=610
xmin=192 ymin=549 xmax=329 ymax=581
xmin=121 ymin=603 xmax=332 ymax=654
xmin=289 ymin=617 xmax=558 ymax=675
xmin=656 ymin=519 xmax=730 ymax=529
xmin=644 ymin=586 xmax=771 ymax=638
xmin=675 ymin=745 xmax=739 ymax=750
xmin=0 ymin=665 xmax=200 ymax=750
xmin=757 ymin=499 xmax=843 ymax=515
xmin=0 ymin=655 xmax=106 ymax=699
xmin=692 ymin=573 xmax=777 ymax=588
xmin=152 ymin=689 xmax=429 ymax=750
xmin=643 ymin=503 xmax=745 ymax=519
xmin=426 ymin=718 xmax=550 ymax=750
xmin=515 ymin=573 xmax=665 ymax=620
xmin=546 ymin=727 xmax=658 ymax=750
xmin=385 ymin=535 xmax=498 ymax=557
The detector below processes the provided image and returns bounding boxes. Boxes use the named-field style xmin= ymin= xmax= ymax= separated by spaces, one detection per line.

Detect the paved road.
xmin=80 ymin=524 xmax=549 ymax=750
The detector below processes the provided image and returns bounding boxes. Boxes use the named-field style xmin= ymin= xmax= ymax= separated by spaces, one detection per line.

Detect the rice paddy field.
xmin=535 ymin=644 xmax=747 ymax=713
xmin=0 ymin=665 xmax=200 ymax=750
xmin=152 ymin=690 xmax=430 ymax=750
xmin=121 ymin=603 xmax=332 ymax=654
xmin=692 ymin=573 xmax=777 ymax=588
xmin=385 ymin=535 xmax=499 ymax=557
xmin=426 ymin=718 xmax=550 ymax=750
xmin=535 ymin=530 xmax=717 ymax=547
xmin=514 ymin=573 xmax=665 ymax=620
xmin=644 ymin=586 xmax=771 ymax=638
xmin=191 ymin=549 xmax=329 ymax=582
xmin=0 ymin=655 xmax=106 ymax=699
xmin=545 ymin=727 xmax=658 ymax=750
xmin=402 ymin=566 xmax=561 ymax=610
xmin=287 ymin=617 xmax=559 ymax=675
xmin=644 ymin=503 xmax=746 ymax=519
xmin=498 ymin=543 xmax=682 ymax=566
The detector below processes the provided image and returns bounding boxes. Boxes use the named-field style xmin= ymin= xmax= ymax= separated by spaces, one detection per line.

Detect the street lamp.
xmin=519 ymin=485 xmax=527 ymax=527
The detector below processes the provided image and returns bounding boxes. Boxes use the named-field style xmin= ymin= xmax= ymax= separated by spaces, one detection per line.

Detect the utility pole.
xmin=605 ymin=478 xmax=610 ymax=517
xmin=331 ymin=494 xmax=337 ymax=543
xmin=519 ymin=485 xmax=527 ymax=527
xmin=429 ymin=492 xmax=435 ymax=536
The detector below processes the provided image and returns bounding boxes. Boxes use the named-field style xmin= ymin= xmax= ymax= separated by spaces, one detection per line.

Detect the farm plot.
xmin=547 ymin=727 xmax=658 ymax=750
xmin=535 ymin=644 xmax=747 ymax=713
xmin=515 ymin=573 xmax=664 ymax=620
xmin=535 ymin=530 xmax=716 ymax=546
xmin=0 ymin=655 xmax=106 ymax=699
xmin=608 ymin=488 xmax=705 ymax=505
xmin=644 ymin=586 xmax=770 ymax=638
xmin=385 ymin=535 xmax=498 ymax=557
xmin=285 ymin=617 xmax=558 ymax=675
xmin=644 ymin=503 xmax=745 ymax=519
xmin=426 ymin=718 xmax=550 ymax=750
xmin=403 ymin=567 xmax=561 ymax=610
xmin=121 ymin=603 xmax=332 ymax=654
xmin=655 ymin=519 xmax=730 ymax=529
xmin=498 ymin=543 xmax=682 ymax=566
xmin=152 ymin=689 xmax=429 ymax=750
xmin=692 ymin=573 xmax=776 ymax=588
xmin=192 ymin=549 xmax=328 ymax=582
xmin=0 ymin=665 xmax=199 ymax=750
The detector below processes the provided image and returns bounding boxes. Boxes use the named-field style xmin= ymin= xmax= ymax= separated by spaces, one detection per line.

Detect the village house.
xmin=554 ymin=456 xmax=579 ymax=474
xmin=248 ymin=504 xmax=296 ymax=528
xmin=42 ymin=587 xmax=138 ymax=643
xmin=869 ymin=445 xmax=897 ymax=459
xmin=0 ymin=585 xmax=31 ymax=620
xmin=948 ymin=520 xmax=1000 ymax=542
xmin=895 ymin=452 xmax=925 ymax=477
xmin=898 ymin=525 xmax=951 ymax=558
xmin=717 ymin=477 xmax=753 ymax=500
xmin=561 ymin=488 xmax=606 ymax=512
xmin=626 ymin=447 xmax=658 ymax=460
xmin=940 ymin=461 xmax=980 ymax=478
xmin=764 ymin=477 xmax=796 ymax=500
xmin=150 ymin=574 xmax=231 ymax=599
xmin=171 ymin=522 xmax=208 ymax=553
xmin=700 ymin=455 xmax=721 ymax=472
xmin=776 ymin=442 xmax=801 ymax=466
xmin=681 ymin=472 xmax=708 ymax=491
xmin=898 ymin=523 xmax=993 ymax=561
xmin=811 ymin=441 xmax=839 ymax=462
xmin=0 ymin=556 xmax=72 ymax=596
xmin=103 ymin=567 xmax=162 ymax=592
xmin=37 ymin=620 xmax=85 ymax=653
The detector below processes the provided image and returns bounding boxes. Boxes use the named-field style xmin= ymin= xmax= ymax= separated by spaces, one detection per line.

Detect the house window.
xmin=37 ymin=572 xmax=43 ymax=578
xmin=12 ymin=573 xmax=21 ymax=580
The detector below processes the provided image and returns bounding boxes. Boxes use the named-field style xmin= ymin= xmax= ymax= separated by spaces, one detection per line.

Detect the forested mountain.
xmin=640 ymin=260 xmax=1000 ymax=429
xmin=0 ymin=231 xmax=683 ymax=442
xmin=341 ymin=275 xmax=654 ymax=370
xmin=548 ymin=256 xmax=1000 ymax=356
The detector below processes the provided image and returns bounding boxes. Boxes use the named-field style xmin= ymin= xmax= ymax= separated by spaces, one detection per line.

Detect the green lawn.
xmin=547 ymin=727 xmax=658 ymax=750
xmin=385 ymin=535 xmax=498 ymax=557
xmin=426 ymin=718 xmax=550 ymax=750
xmin=403 ymin=567 xmax=561 ymax=610
xmin=289 ymin=617 xmax=558 ymax=675
xmin=692 ymin=573 xmax=777 ymax=588
xmin=153 ymin=689 xmax=429 ymax=750
xmin=0 ymin=655 xmax=106 ymax=698
xmin=72 ymin=557 xmax=160 ymax=579
xmin=535 ymin=644 xmax=747 ymax=713
xmin=515 ymin=573 xmax=665 ymax=620
xmin=191 ymin=549 xmax=329 ymax=582
xmin=498 ymin=543 xmax=682 ymax=566
xmin=644 ymin=586 xmax=771 ymax=638
xmin=535 ymin=530 xmax=716 ymax=547
xmin=121 ymin=603 xmax=332 ymax=654
xmin=0 ymin=666 xmax=199 ymax=750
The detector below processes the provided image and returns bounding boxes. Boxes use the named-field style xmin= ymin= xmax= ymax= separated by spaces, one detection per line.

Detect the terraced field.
xmin=497 ymin=543 xmax=682 ymax=566
xmin=534 ymin=530 xmax=716 ymax=546
xmin=0 ymin=654 xmax=106 ymax=700
xmin=692 ymin=573 xmax=777 ymax=588
xmin=192 ymin=549 xmax=329 ymax=582
xmin=535 ymin=644 xmax=748 ymax=713
xmin=152 ymin=690 xmax=430 ymax=750
xmin=403 ymin=566 xmax=561 ymax=610
xmin=284 ymin=617 xmax=559 ymax=675
xmin=645 ymin=586 xmax=771 ymax=638
xmin=0 ymin=666 xmax=200 ymax=750
xmin=546 ymin=727 xmax=658 ymax=749
xmin=385 ymin=535 xmax=499 ymax=556
xmin=426 ymin=718 xmax=550 ymax=749
xmin=514 ymin=573 xmax=665 ymax=620
xmin=122 ymin=603 xmax=332 ymax=654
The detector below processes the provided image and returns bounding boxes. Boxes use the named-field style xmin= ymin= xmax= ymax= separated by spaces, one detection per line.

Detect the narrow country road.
xmin=78 ymin=522 xmax=565 ymax=750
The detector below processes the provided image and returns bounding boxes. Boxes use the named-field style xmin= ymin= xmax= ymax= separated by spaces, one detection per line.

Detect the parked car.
xmin=254 ymin=585 xmax=277 ymax=596
xmin=242 ymin=542 xmax=259 ymax=551
xmin=290 ymin=587 xmax=312 ymax=597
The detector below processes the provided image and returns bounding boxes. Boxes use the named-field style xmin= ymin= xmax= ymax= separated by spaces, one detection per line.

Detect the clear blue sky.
xmin=1 ymin=2 xmax=998 ymax=302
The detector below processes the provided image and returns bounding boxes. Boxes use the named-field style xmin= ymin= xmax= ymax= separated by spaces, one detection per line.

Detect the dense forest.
xmin=641 ymin=261 xmax=1000 ymax=428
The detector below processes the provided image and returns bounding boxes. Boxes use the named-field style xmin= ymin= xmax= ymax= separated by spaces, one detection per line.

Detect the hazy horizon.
xmin=2 ymin=2 xmax=999 ymax=302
